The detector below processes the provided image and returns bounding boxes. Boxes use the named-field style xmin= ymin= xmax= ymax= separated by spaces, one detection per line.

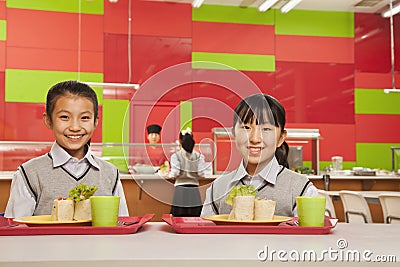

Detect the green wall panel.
xmin=7 ymin=0 xmax=103 ymax=14
xmin=192 ymin=52 xmax=275 ymax=72
xmin=275 ymin=10 xmax=354 ymax=37
xmin=193 ymin=4 xmax=274 ymax=25
xmin=180 ymin=101 xmax=192 ymax=131
xmin=0 ymin=20 xmax=6 ymax=40
xmin=356 ymin=143 xmax=400 ymax=170
xmin=355 ymin=88 xmax=400 ymax=114
xmin=102 ymin=99 xmax=130 ymax=172
xmin=5 ymin=69 xmax=103 ymax=104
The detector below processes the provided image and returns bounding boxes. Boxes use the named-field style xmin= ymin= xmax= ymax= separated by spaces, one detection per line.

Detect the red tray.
xmin=0 ymin=214 xmax=154 ymax=236
xmin=162 ymin=214 xmax=337 ymax=235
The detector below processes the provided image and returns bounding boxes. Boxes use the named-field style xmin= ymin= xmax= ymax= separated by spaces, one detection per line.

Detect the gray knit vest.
xmin=211 ymin=168 xmax=313 ymax=217
xmin=174 ymin=150 xmax=201 ymax=185
xmin=19 ymin=153 xmax=119 ymax=215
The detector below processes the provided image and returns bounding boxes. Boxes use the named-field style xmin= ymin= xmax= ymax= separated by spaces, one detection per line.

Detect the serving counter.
xmin=0 ymin=222 xmax=398 ymax=266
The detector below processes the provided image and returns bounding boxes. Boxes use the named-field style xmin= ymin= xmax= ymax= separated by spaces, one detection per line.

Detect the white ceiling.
xmin=146 ymin=0 xmax=394 ymax=14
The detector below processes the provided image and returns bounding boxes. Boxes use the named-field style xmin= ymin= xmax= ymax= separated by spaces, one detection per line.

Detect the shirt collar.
xmin=50 ymin=142 xmax=100 ymax=169
xmin=229 ymin=157 xmax=282 ymax=186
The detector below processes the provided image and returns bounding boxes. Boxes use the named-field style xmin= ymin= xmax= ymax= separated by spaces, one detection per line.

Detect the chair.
xmin=339 ymin=190 xmax=372 ymax=223
xmin=378 ymin=194 xmax=400 ymax=224
xmin=317 ymin=190 xmax=336 ymax=218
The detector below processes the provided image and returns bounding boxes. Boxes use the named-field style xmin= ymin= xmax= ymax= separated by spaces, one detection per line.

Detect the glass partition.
xmin=0 ymin=141 xmax=213 ymax=175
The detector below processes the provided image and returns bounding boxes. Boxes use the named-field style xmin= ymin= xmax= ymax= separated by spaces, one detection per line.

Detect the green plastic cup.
xmin=90 ymin=196 xmax=120 ymax=226
xmin=296 ymin=196 xmax=326 ymax=227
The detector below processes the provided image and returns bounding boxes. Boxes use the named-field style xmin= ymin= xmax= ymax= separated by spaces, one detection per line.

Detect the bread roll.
xmin=73 ymin=199 xmax=92 ymax=220
xmin=228 ymin=195 xmax=255 ymax=220
xmin=51 ymin=199 xmax=74 ymax=221
xmin=254 ymin=198 xmax=276 ymax=220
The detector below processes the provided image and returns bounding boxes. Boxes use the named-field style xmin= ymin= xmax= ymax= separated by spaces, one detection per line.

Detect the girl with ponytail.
xmin=201 ymin=94 xmax=318 ymax=217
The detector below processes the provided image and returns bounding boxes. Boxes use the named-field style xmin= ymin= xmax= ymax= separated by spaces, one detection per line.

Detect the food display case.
xmin=212 ymin=128 xmax=321 ymax=174
xmin=0 ymin=141 xmax=213 ymax=174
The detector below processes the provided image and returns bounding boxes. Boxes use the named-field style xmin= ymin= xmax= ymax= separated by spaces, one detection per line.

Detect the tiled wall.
xmin=0 ymin=0 xmax=399 ymax=171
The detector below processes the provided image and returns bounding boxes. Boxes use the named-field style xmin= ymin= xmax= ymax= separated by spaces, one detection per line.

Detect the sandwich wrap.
xmin=254 ymin=198 xmax=276 ymax=220
xmin=225 ymin=185 xmax=258 ymax=220
xmin=69 ymin=184 xmax=98 ymax=220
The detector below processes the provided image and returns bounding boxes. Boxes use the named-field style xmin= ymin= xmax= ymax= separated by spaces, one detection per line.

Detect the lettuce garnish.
xmin=69 ymin=184 xmax=98 ymax=202
xmin=225 ymin=184 xmax=258 ymax=206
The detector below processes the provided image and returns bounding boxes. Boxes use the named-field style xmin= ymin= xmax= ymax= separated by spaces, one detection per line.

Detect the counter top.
xmin=0 ymin=222 xmax=398 ymax=266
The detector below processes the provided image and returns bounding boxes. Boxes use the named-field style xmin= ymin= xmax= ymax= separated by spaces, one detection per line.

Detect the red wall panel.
xmin=7 ymin=47 xmax=103 ymax=72
xmin=0 ymin=41 xmax=5 ymax=71
xmin=193 ymin=21 xmax=275 ymax=55
xmin=7 ymin=9 xmax=103 ymax=52
xmin=105 ymin=0 xmax=192 ymax=37
xmin=287 ymin=123 xmax=356 ymax=162
xmin=276 ymin=35 xmax=354 ymax=64
xmin=0 ymin=1 xmax=5 ymax=20
xmin=355 ymin=114 xmax=400 ymax=143
xmin=355 ymin=72 xmax=400 ymax=89
xmin=275 ymin=61 xmax=355 ymax=124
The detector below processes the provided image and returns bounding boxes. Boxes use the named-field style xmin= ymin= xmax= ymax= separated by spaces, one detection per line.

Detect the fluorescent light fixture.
xmin=280 ymin=0 xmax=302 ymax=13
xmin=382 ymin=3 xmax=400 ymax=18
xmin=82 ymin=82 xmax=140 ymax=90
xmin=384 ymin=88 xmax=400 ymax=93
xmin=192 ymin=0 xmax=204 ymax=8
xmin=258 ymin=0 xmax=279 ymax=12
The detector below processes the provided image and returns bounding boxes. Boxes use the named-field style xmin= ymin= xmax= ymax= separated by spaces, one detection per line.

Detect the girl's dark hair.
xmin=233 ymin=94 xmax=289 ymax=168
xmin=179 ymin=131 xmax=195 ymax=153
xmin=46 ymin=80 xmax=98 ymax=123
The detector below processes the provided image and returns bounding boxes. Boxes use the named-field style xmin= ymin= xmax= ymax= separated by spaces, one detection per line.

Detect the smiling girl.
xmin=201 ymin=94 xmax=318 ymax=217
xmin=5 ymin=80 xmax=128 ymax=218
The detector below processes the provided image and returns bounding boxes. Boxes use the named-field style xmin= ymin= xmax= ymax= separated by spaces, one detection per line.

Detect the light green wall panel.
xmin=0 ymin=20 xmax=6 ymax=40
xmin=192 ymin=52 xmax=275 ymax=72
xmin=356 ymin=143 xmax=400 ymax=170
xmin=193 ymin=4 xmax=274 ymax=25
xmin=7 ymin=0 xmax=103 ymax=14
xmin=355 ymin=88 xmax=400 ymax=114
xmin=275 ymin=10 xmax=354 ymax=37
xmin=102 ymin=99 xmax=130 ymax=172
xmin=180 ymin=101 xmax=192 ymax=131
xmin=5 ymin=69 xmax=103 ymax=104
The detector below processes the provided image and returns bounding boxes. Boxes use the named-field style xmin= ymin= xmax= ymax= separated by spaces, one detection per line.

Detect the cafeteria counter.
xmin=0 ymin=222 xmax=399 ymax=266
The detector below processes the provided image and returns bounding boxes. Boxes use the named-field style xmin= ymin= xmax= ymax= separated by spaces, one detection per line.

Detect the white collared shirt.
xmin=5 ymin=142 xmax=129 ymax=218
xmin=200 ymin=157 xmax=318 ymax=217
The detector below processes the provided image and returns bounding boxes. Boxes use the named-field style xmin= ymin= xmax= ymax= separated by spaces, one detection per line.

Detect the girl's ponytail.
xmin=275 ymin=141 xmax=289 ymax=168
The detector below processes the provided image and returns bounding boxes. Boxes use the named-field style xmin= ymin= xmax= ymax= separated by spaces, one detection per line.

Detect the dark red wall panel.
xmin=354 ymin=13 xmax=400 ymax=73
xmin=7 ymin=47 xmax=103 ymax=72
xmin=276 ymin=35 xmax=354 ymax=64
xmin=193 ymin=21 xmax=275 ymax=55
xmin=7 ymin=9 xmax=103 ymax=52
xmin=275 ymin=61 xmax=354 ymax=124
xmin=355 ymin=114 xmax=400 ymax=143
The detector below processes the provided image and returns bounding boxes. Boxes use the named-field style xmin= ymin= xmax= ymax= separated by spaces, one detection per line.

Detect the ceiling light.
xmin=192 ymin=0 xmax=204 ymax=8
xmin=382 ymin=2 xmax=400 ymax=18
xmin=280 ymin=0 xmax=302 ymax=13
xmin=258 ymin=0 xmax=279 ymax=12
xmin=82 ymin=82 xmax=140 ymax=90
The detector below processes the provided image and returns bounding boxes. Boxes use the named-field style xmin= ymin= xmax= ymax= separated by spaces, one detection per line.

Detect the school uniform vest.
xmin=19 ymin=153 xmax=119 ymax=215
xmin=174 ymin=150 xmax=201 ymax=186
xmin=211 ymin=168 xmax=313 ymax=217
